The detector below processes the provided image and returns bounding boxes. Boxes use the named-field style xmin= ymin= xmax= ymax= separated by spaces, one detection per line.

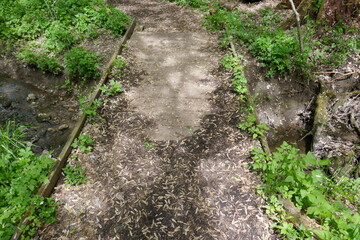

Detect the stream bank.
xmin=244 ymin=56 xmax=317 ymax=153
xmin=0 ymin=31 xmax=122 ymax=155
xmin=243 ymin=48 xmax=359 ymax=177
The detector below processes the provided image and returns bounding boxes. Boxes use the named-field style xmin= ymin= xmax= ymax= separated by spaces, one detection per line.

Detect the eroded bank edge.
xmin=228 ymin=40 xmax=323 ymax=239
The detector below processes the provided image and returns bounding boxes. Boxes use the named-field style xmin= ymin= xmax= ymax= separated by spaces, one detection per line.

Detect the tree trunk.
xmin=281 ymin=0 xmax=359 ymax=29
xmin=280 ymin=0 xmax=314 ymax=29
xmin=316 ymin=0 xmax=359 ymax=24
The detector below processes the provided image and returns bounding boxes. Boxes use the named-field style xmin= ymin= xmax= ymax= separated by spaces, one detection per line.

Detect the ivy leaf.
xmin=303 ymin=152 xmax=317 ymax=165
xmin=284 ymin=176 xmax=294 ymax=183
xmin=313 ymin=229 xmax=330 ymax=240
xmin=311 ymin=170 xmax=324 ymax=183
xmin=42 ymin=176 xmax=50 ymax=184
xmin=307 ymin=206 xmax=321 ymax=216
xmin=300 ymin=189 xmax=308 ymax=198
xmin=319 ymin=159 xmax=331 ymax=166
xmin=353 ymin=213 xmax=360 ymax=224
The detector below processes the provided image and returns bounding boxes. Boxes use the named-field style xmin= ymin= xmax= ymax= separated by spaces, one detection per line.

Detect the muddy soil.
xmin=243 ymin=39 xmax=359 ymax=175
xmin=0 ymin=32 xmax=122 ymax=155
xmin=244 ymin=56 xmax=317 ymax=152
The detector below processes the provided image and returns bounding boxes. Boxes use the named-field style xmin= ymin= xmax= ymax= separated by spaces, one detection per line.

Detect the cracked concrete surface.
xmin=125 ymin=32 xmax=217 ymax=140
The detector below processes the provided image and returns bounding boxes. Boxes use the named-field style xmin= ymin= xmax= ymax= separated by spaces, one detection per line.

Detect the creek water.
xmin=0 ymin=73 xmax=77 ymax=155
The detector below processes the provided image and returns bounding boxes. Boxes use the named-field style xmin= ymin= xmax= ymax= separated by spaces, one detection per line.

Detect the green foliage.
xmin=167 ymin=0 xmax=206 ymax=8
xmin=221 ymin=54 xmax=248 ymax=100
xmin=143 ymin=141 xmax=156 ymax=150
xmin=0 ymin=0 xmax=129 ymax=75
xmin=206 ymin=7 xmax=305 ymax=76
xmin=249 ymin=33 xmax=296 ymax=76
xmin=78 ymin=95 xmax=103 ymax=122
xmin=251 ymin=142 xmax=360 ymax=239
xmin=0 ymin=121 xmax=55 ymax=239
xmin=59 ymin=79 xmax=75 ymax=94
xmin=111 ymin=55 xmax=127 ymax=76
xmin=71 ymin=134 xmax=94 ymax=153
xmin=63 ymin=163 xmax=87 ymax=186
xmin=232 ymin=75 xmax=248 ymax=96
xmin=0 ymin=0 xmax=129 ymax=40
xmin=237 ymin=113 xmax=269 ymax=139
xmin=220 ymin=53 xmax=241 ymax=69
xmin=64 ymin=47 xmax=100 ymax=83
xmin=220 ymin=53 xmax=269 ymax=139
xmin=44 ymin=21 xmax=76 ymax=53
xmin=73 ymin=8 xmax=100 ymax=39
xmin=317 ymin=24 xmax=359 ymax=67
xmin=17 ymin=49 xmax=62 ymax=74
xmin=100 ymin=80 xmax=124 ymax=97
xmin=20 ymin=196 xmax=58 ymax=238
xmin=97 ymin=6 xmax=130 ymax=35
xmin=205 ymin=5 xmax=358 ymax=76
xmin=258 ymin=7 xmax=282 ymax=25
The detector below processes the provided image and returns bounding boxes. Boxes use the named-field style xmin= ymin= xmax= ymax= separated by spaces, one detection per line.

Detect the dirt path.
xmin=37 ymin=1 xmax=274 ymax=239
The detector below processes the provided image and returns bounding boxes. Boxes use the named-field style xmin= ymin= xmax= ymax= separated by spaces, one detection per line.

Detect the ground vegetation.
xmin=0 ymin=0 xmax=358 ymax=239
xmin=0 ymin=122 xmax=56 ymax=239
xmin=0 ymin=0 xmax=129 ymax=83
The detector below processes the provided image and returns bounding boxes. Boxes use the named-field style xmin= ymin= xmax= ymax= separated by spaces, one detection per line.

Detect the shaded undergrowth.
xmin=0 ymin=122 xmax=57 ymax=239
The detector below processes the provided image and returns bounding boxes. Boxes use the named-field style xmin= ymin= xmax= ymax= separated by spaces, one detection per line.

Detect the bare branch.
xmin=288 ymin=0 xmax=304 ymax=53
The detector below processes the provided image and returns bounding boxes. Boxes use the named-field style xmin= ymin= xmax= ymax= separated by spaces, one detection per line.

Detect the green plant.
xmin=97 ymin=6 xmax=130 ymax=35
xmin=237 ymin=113 xmax=269 ymax=139
xmin=16 ymin=49 xmax=62 ymax=74
xmin=100 ymin=80 xmax=124 ymax=97
xmin=186 ymin=125 xmax=194 ymax=134
xmin=249 ymin=33 xmax=296 ymax=76
xmin=317 ymin=24 xmax=359 ymax=67
xmin=0 ymin=0 xmax=129 ymax=79
xmin=205 ymin=6 xmax=302 ymax=76
xmin=78 ymin=95 xmax=103 ymax=121
xmin=63 ymin=163 xmax=87 ymax=186
xmin=64 ymin=47 xmax=101 ymax=83
xmin=0 ymin=121 xmax=55 ymax=239
xmin=220 ymin=53 xmax=241 ymax=69
xmin=44 ymin=21 xmax=76 ymax=53
xmin=251 ymin=142 xmax=360 ymax=239
xmin=71 ymin=134 xmax=94 ymax=153
xmin=73 ymin=8 xmax=100 ymax=39
xmin=220 ymin=53 xmax=269 ymax=138
xmin=36 ymin=55 xmax=62 ymax=74
xmin=20 ymin=196 xmax=58 ymax=238
xmin=59 ymin=79 xmax=76 ymax=93
xmin=204 ymin=4 xmax=358 ymax=77
xmin=111 ymin=55 xmax=127 ymax=76
xmin=221 ymin=54 xmax=249 ymax=100
xmin=143 ymin=141 xmax=156 ymax=150
xmin=167 ymin=0 xmax=205 ymax=8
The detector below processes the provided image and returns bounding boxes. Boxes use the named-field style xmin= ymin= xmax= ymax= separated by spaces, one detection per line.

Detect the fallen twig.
xmin=313 ymin=71 xmax=358 ymax=75
xmin=350 ymin=113 xmax=360 ymax=136
xmin=314 ymin=71 xmax=359 ymax=81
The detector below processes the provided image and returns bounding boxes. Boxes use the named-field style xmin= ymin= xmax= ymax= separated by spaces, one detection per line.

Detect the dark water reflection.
xmin=0 ymin=73 xmax=77 ymax=155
